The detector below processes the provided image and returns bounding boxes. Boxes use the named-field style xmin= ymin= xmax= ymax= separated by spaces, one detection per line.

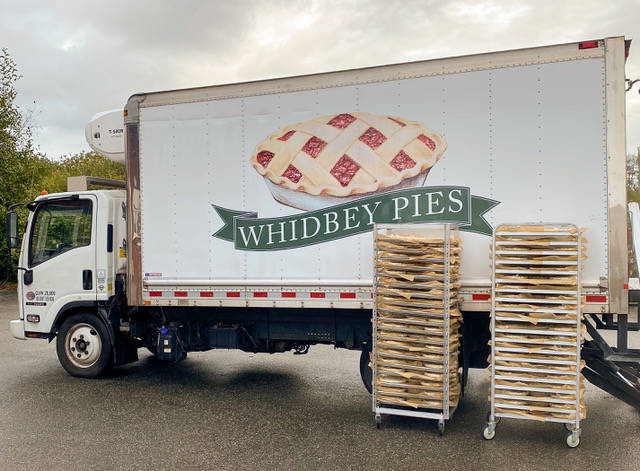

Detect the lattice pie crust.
xmin=251 ymin=112 xmax=447 ymax=197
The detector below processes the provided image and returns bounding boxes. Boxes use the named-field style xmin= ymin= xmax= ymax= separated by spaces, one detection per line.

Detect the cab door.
xmin=21 ymin=196 xmax=97 ymax=334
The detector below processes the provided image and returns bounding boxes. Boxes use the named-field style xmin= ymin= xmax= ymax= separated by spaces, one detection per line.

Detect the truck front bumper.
xmin=9 ymin=320 xmax=25 ymax=340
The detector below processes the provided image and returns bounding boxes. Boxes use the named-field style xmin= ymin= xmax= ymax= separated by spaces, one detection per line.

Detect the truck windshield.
xmin=29 ymin=199 xmax=93 ymax=267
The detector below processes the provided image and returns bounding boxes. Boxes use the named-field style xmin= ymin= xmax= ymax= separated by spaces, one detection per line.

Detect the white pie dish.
xmin=264 ymin=168 xmax=432 ymax=211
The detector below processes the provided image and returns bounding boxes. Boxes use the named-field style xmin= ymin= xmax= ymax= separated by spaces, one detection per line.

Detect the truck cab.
xmin=7 ymin=186 xmax=375 ymax=380
xmin=9 ymin=190 xmax=127 ymax=376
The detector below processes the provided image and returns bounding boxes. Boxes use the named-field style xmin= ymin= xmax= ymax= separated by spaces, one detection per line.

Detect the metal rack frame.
xmin=484 ymin=222 xmax=583 ymax=447
xmin=372 ymin=223 xmax=458 ymax=434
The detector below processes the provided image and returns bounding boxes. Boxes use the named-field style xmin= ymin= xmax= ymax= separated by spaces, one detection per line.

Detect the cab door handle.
xmin=82 ymin=270 xmax=92 ymax=290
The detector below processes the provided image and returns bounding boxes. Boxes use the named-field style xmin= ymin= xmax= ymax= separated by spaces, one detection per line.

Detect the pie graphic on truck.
xmin=250 ymin=112 xmax=447 ymax=210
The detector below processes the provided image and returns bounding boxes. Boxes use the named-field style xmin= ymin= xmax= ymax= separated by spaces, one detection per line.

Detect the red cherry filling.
xmin=388 ymin=117 xmax=406 ymax=127
xmin=330 ymin=155 xmax=360 ymax=187
xmin=327 ymin=113 xmax=356 ymax=129
xmin=418 ymin=134 xmax=436 ymax=151
xmin=390 ymin=150 xmax=416 ymax=171
xmin=257 ymin=150 xmax=275 ymax=168
xmin=278 ymin=130 xmax=296 ymax=141
xmin=359 ymin=127 xmax=386 ymax=149
xmin=302 ymin=136 xmax=327 ymax=158
xmin=281 ymin=164 xmax=302 ymax=183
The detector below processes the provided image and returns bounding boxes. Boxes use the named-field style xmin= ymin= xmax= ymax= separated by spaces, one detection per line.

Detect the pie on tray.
xmin=251 ymin=112 xmax=447 ymax=201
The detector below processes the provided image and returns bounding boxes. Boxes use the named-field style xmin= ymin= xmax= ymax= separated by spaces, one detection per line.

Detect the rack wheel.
xmin=563 ymin=422 xmax=577 ymax=432
xmin=482 ymin=423 xmax=496 ymax=440
xmin=565 ymin=431 xmax=580 ymax=448
xmin=375 ymin=414 xmax=381 ymax=429
xmin=437 ymin=419 xmax=445 ymax=436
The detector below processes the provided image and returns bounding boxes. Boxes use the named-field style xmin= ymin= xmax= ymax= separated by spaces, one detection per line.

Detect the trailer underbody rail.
xmin=582 ymin=315 xmax=640 ymax=410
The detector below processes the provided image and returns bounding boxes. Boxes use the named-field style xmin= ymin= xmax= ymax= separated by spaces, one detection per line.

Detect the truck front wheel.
xmin=56 ymin=313 xmax=113 ymax=378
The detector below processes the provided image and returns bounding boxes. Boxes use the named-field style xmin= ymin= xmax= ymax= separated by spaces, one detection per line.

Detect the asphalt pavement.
xmin=1 ymin=289 xmax=639 ymax=471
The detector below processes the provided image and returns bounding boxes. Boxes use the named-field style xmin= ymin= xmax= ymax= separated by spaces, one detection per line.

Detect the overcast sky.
xmin=2 ymin=0 xmax=640 ymax=158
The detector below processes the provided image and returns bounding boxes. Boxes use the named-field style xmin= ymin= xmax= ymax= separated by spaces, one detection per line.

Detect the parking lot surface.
xmin=1 ymin=289 xmax=639 ymax=470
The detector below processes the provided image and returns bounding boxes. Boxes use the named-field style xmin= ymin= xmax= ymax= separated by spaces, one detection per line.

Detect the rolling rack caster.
xmin=563 ymin=425 xmax=581 ymax=448
xmin=482 ymin=412 xmax=499 ymax=440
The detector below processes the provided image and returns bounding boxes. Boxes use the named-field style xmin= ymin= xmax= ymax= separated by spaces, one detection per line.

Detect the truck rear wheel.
xmin=360 ymin=347 xmax=372 ymax=393
xmin=56 ymin=313 xmax=112 ymax=378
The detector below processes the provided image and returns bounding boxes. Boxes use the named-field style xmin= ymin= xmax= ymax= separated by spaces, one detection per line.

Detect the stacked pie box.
xmin=372 ymin=225 xmax=462 ymax=422
xmin=489 ymin=224 xmax=586 ymax=425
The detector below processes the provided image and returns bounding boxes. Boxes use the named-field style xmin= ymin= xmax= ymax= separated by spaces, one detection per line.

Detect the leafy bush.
xmin=0 ymin=49 xmax=124 ymax=284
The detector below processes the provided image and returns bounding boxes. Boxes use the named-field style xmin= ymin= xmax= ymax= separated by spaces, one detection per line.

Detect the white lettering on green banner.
xmin=212 ymin=186 xmax=498 ymax=251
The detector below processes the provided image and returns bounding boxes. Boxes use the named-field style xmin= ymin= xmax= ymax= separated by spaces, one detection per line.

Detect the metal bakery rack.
xmin=483 ymin=223 xmax=585 ymax=448
xmin=372 ymin=223 xmax=462 ymax=435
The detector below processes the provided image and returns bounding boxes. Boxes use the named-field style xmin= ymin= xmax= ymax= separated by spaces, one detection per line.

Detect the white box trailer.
xmin=124 ymin=36 xmax=628 ymax=314
xmin=7 ymin=37 xmax=633 ymax=387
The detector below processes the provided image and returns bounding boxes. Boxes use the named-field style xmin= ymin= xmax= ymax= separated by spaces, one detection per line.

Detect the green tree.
xmin=0 ymin=48 xmax=39 ymax=284
xmin=627 ymin=148 xmax=640 ymax=204
xmin=40 ymin=151 xmax=125 ymax=193
xmin=0 ymin=49 xmax=125 ymax=284
xmin=627 ymin=148 xmax=640 ymax=278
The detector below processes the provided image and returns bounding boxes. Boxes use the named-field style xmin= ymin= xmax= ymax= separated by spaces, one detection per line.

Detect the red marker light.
xmin=586 ymin=295 xmax=607 ymax=303
xmin=578 ymin=41 xmax=598 ymax=50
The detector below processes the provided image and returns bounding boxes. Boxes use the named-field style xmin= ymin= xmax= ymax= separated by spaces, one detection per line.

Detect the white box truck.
xmin=6 ymin=37 xmax=632 ymax=387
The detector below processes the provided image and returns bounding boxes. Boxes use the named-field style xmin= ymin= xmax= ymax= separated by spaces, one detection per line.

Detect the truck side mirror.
xmin=5 ymin=211 xmax=18 ymax=249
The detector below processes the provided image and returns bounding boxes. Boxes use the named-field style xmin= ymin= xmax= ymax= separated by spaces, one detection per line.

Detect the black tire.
xmin=360 ymin=347 xmax=373 ymax=393
xmin=56 ymin=313 xmax=112 ymax=378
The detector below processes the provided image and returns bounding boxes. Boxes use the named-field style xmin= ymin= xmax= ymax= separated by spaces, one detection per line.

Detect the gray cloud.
xmin=1 ymin=0 xmax=639 ymax=157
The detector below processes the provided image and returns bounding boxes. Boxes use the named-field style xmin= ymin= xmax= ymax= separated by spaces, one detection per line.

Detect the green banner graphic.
xmin=213 ymin=186 xmax=499 ymax=251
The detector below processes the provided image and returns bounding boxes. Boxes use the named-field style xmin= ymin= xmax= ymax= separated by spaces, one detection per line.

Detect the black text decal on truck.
xmin=213 ymin=186 xmax=499 ymax=251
